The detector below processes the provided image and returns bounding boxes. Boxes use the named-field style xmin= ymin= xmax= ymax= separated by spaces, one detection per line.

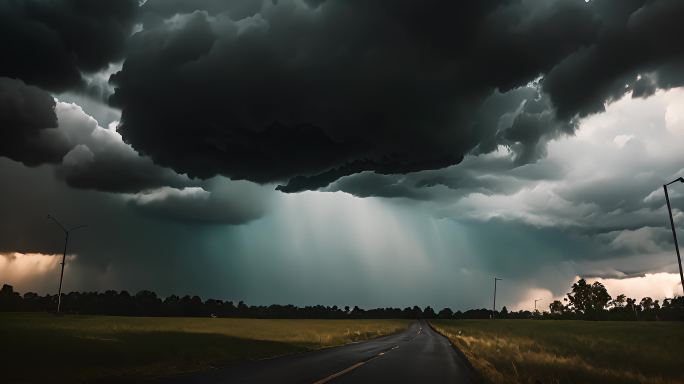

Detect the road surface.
xmin=158 ymin=321 xmax=477 ymax=384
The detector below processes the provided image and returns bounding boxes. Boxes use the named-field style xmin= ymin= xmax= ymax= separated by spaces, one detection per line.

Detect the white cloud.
xmin=589 ymin=273 xmax=682 ymax=301
xmin=126 ymin=187 xmax=210 ymax=205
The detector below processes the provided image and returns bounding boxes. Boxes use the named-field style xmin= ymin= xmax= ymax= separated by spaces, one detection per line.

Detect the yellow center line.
xmin=312 ymin=346 xmax=399 ymax=384
xmin=312 ymin=361 xmax=367 ymax=384
xmin=312 ymin=325 xmax=421 ymax=384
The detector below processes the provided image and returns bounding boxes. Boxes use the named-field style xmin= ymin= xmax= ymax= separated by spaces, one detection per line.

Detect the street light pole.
xmin=663 ymin=177 xmax=684 ymax=294
xmin=493 ymin=277 xmax=502 ymax=317
xmin=534 ymin=299 xmax=541 ymax=312
xmin=47 ymin=214 xmax=86 ymax=314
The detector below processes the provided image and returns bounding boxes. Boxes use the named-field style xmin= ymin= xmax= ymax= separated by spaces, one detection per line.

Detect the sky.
xmin=1 ymin=0 xmax=684 ymax=311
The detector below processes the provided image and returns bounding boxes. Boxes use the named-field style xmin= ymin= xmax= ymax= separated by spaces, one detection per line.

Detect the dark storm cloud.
xmin=3 ymin=0 xmax=683 ymax=196
xmin=323 ymin=85 xmax=569 ymax=200
xmin=0 ymin=77 xmax=71 ymax=166
xmin=543 ymin=0 xmax=684 ymax=119
xmin=140 ymin=0 xmax=264 ymax=21
xmin=57 ymin=143 xmax=186 ymax=193
xmin=0 ymin=0 xmax=138 ymax=93
xmin=111 ymin=0 xmax=602 ymax=192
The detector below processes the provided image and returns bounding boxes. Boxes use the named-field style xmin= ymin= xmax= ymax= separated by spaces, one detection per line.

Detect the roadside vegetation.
xmin=0 ymin=313 xmax=408 ymax=382
xmin=430 ymin=279 xmax=684 ymax=384
xmin=431 ymin=319 xmax=683 ymax=384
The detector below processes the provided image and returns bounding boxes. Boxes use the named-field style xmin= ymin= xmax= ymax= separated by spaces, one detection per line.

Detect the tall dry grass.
xmin=431 ymin=319 xmax=683 ymax=384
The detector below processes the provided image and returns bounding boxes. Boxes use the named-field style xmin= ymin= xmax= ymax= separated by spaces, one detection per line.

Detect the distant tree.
xmin=135 ymin=290 xmax=161 ymax=315
xmin=423 ymin=306 xmax=436 ymax=318
xmin=566 ymin=279 xmax=612 ymax=314
xmin=566 ymin=279 xmax=591 ymax=312
xmin=462 ymin=308 xmax=491 ymax=319
xmin=549 ymin=300 xmax=565 ymax=315
xmin=0 ymin=284 xmax=14 ymax=295
xmin=350 ymin=305 xmax=365 ymax=318
xmin=640 ymin=297 xmax=655 ymax=311
xmin=611 ymin=294 xmax=627 ymax=308
xmin=500 ymin=306 xmax=509 ymax=317
xmin=437 ymin=308 xmax=453 ymax=319
xmin=0 ymin=284 xmax=21 ymax=311
xmin=663 ymin=296 xmax=684 ymax=310
xmin=626 ymin=297 xmax=640 ymax=311
xmin=590 ymin=282 xmax=612 ymax=310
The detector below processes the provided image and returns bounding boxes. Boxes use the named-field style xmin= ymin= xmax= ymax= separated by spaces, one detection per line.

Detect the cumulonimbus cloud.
xmin=2 ymin=0 xmax=684 ymax=196
xmin=105 ymin=0 xmax=684 ymax=193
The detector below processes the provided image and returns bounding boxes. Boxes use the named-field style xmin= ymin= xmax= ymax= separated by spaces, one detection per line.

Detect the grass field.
xmin=431 ymin=319 xmax=684 ymax=384
xmin=0 ymin=313 xmax=409 ymax=382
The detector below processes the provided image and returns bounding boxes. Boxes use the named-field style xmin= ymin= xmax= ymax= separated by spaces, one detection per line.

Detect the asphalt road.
xmin=158 ymin=321 xmax=476 ymax=384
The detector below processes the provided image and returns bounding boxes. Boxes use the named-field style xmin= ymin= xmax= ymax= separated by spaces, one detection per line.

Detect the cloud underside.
xmin=108 ymin=0 xmax=684 ymax=191
xmin=1 ymin=0 xmax=683 ymax=194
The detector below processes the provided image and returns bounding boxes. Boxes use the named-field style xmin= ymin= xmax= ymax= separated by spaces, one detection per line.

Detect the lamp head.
xmin=665 ymin=177 xmax=684 ymax=186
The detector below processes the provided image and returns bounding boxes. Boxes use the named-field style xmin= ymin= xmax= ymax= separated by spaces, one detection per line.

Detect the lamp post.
xmin=492 ymin=277 xmax=502 ymax=317
xmin=534 ymin=298 xmax=542 ymax=312
xmin=47 ymin=214 xmax=86 ymax=314
xmin=663 ymin=177 xmax=684 ymax=294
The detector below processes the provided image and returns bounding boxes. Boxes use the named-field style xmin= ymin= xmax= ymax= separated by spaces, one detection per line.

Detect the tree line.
xmin=1 ymin=280 xmax=682 ymax=320
xmin=542 ymin=278 xmax=684 ymax=321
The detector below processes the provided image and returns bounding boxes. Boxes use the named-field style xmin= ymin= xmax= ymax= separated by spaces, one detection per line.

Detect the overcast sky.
xmin=1 ymin=0 xmax=683 ymax=311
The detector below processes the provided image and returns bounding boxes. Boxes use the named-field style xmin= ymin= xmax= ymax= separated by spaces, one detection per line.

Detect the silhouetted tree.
xmin=611 ymin=294 xmax=627 ymax=308
xmin=566 ymin=279 xmax=611 ymax=315
xmin=640 ymin=297 xmax=653 ymax=310
xmin=500 ymin=306 xmax=509 ymax=317
xmin=549 ymin=300 xmax=565 ymax=315
xmin=423 ymin=306 xmax=436 ymax=318
xmin=0 ymin=284 xmax=21 ymax=311
xmin=437 ymin=308 xmax=453 ymax=319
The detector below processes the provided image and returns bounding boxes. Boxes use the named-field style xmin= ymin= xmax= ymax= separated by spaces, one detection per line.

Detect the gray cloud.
xmin=0 ymin=0 xmax=138 ymax=92
xmin=0 ymin=77 xmax=72 ymax=166
xmin=126 ymin=180 xmax=271 ymax=225
xmin=52 ymin=101 xmax=190 ymax=193
xmin=543 ymin=0 xmax=684 ymax=119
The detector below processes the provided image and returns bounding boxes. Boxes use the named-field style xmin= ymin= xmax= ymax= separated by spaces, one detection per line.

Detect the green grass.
xmin=431 ymin=319 xmax=684 ymax=384
xmin=0 ymin=313 xmax=409 ymax=383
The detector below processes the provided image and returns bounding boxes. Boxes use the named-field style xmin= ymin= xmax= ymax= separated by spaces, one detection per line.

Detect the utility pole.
xmin=48 ymin=214 xmax=86 ymax=314
xmin=492 ymin=277 xmax=502 ymax=318
xmin=534 ymin=299 xmax=541 ymax=312
xmin=663 ymin=177 xmax=684 ymax=294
